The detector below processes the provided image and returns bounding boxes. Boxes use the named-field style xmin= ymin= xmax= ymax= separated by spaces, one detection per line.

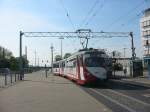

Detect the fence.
xmin=0 ymin=72 xmax=20 ymax=88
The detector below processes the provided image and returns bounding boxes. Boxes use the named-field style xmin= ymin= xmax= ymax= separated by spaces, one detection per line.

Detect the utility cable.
xmin=79 ymin=0 xmax=100 ymax=28
xmin=85 ymin=0 xmax=105 ymax=26
xmin=59 ymin=0 xmax=76 ymax=31
xmin=104 ymin=0 xmax=146 ymax=30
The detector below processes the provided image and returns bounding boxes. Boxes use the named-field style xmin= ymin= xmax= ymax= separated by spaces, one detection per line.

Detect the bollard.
xmin=5 ymin=73 xmax=7 ymax=86
xmin=45 ymin=70 xmax=48 ymax=78
xmin=10 ymin=73 xmax=13 ymax=83
xmin=18 ymin=73 xmax=19 ymax=80
xmin=15 ymin=73 xmax=16 ymax=82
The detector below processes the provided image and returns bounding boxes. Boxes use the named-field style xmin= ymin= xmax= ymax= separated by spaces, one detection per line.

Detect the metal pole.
xmin=25 ymin=46 xmax=27 ymax=60
xmin=10 ymin=73 xmax=12 ymax=83
xmin=85 ymin=37 xmax=89 ymax=49
xmin=61 ymin=39 xmax=62 ymax=59
xmin=15 ymin=73 xmax=16 ymax=82
xmin=34 ymin=50 xmax=36 ymax=67
xmin=123 ymin=48 xmax=126 ymax=58
xmin=130 ymin=32 xmax=136 ymax=61
xmin=59 ymin=37 xmax=64 ymax=59
xmin=19 ymin=31 xmax=23 ymax=80
xmin=123 ymin=48 xmax=127 ymax=66
xmin=51 ymin=44 xmax=54 ymax=73
xmin=45 ymin=64 xmax=47 ymax=78
xmin=2 ymin=48 xmax=5 ymax=59
xmin=38 ymin=57 xmax=39 ymax=67
xmin=5 ymin=73 xmax=7 ymax=85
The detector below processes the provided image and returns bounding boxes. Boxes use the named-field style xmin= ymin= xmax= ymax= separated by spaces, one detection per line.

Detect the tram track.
xmin=81 ymin=80 xmax=150 ymax=112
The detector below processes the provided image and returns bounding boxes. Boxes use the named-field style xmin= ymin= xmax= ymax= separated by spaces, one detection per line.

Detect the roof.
xmin=144 ymin=8 xmax=150 ymax=17
xmin=144 ymin=56 xmax=150 ymax=60
xmin=53 ymin=48 xmax=107 ymax=63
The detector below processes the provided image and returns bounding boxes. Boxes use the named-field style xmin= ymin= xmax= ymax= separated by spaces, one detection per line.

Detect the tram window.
xmin=79 ymin=57 xmax=83 ymax=66
xmin=85 ymin=57 xmax=105 ymax=67
xmin=66 ymin=60 xmax=76 ymax=68
xmin=53 ymin=64 xmax=56 ymax=68
xmin=53 ymin=63 xmax=59 ymax=68
xmin=73 ymin=61 xmax=76 ymax=67
xmin=62 ymin=62 xmax=65 ymax=67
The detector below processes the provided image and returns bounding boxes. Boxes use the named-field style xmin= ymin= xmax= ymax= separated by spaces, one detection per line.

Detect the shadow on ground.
xmin=23 ymin=79 xmax=73 ymax=85
xmin=84 ymin=79 xmax=150 ymax=91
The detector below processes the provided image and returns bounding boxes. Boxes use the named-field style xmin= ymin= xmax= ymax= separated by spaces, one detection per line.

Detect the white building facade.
xmin=140 ymin=8 xmax=150 ymax=56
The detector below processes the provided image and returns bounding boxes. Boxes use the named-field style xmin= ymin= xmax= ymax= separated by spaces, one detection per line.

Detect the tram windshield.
xmin=85 ymin=57 xmax=105 ymax=67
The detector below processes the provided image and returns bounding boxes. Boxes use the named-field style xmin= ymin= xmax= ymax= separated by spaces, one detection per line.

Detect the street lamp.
xmin=42 ymin=60 xmax=49 ymax=78
xmin=59 ymin=37 xmax=64 ymax=59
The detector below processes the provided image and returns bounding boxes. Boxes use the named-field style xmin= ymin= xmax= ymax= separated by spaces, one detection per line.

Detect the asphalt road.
xmin=81 ymin=79 xmax=150 ymax=112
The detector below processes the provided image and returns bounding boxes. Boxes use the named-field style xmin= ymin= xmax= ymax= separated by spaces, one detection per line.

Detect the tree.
xmin=55 ymin=55 xmax=62 ymax=61
xmin=111 ymin=50 xmax=121 ymax=58
xmin=0 ymin=46 xmax=29 ymax=71
xmin=9 ymin=56 xmax=19 ymax=71
xmin=63 ymin=53 xmax=71 ymax=59
xmin=0 ymin=46 xmax=13 ymax=59
xmin=0 ymin=58 xmax=10 ymax=68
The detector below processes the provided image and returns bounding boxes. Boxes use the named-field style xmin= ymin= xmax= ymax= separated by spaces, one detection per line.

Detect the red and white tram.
xmin=53 ymin=49 xmax=112 ymax=85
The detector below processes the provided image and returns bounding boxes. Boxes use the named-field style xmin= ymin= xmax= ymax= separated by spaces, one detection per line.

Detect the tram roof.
xmin=53 ymin=48 xmax=107 ymax=64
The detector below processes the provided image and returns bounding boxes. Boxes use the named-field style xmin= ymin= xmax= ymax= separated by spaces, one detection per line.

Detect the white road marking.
xmin=143 ymin=94 xmax=150 ymax=98
xmin=105 ymin=89 xmax=150 ymax=106
xmin=90 ymin=88 xmax=137 ymax=112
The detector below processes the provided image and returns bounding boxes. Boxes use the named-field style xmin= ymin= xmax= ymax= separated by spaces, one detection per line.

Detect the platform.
xmin=0 ymin=70 xmax=111 ymax=112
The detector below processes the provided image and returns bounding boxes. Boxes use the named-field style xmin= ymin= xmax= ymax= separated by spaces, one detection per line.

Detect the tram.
xmin=53 ymin=48 xmax=112 ymax=85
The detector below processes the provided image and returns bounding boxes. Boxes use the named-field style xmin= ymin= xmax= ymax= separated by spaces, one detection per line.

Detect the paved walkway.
xmin=121 ymin=71 xmax=150 ymax=85
xmin=123 ymin=76 xmax=150 ymax=85
xmin=0 ymin=71 xmax=111 ymax=112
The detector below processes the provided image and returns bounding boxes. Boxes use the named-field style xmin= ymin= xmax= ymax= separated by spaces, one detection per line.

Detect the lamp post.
xmin=50 ymin=44 xmax=54 ymax=73
xmin=59 ymin=37 xmax=64 ymax=59
xmin=42 ymin=60 xmax=49 ymax=78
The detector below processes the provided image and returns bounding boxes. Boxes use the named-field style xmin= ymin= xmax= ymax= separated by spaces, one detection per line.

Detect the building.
xmin=140 ymin=8 xmax=150 ymax=79
xmin=140 ymin=8 xmax=150 ymax=56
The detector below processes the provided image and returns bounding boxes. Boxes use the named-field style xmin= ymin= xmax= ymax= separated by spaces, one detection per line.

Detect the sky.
xmin=0 ymin=0 xmax=149 ymax=66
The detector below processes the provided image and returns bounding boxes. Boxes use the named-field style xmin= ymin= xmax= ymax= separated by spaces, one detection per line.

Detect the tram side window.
xmin=53 ymin=64 xmax=56 ymax=68
xmin=62 ymin=62 xmax=65 ymax=68
xmin=73 ymin=61 xmax=76 ymax=67
xmin=67 ymin=61 xmax=73 ymax=68
xmin=53 ymin=64 xmax=59 ymax=68
xmin=79 ymin=57 xmax=83 ymax=66
xmin=67 ymin=59 xmax=76 ymax=68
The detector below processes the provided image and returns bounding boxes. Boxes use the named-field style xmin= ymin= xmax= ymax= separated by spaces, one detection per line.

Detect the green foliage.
xmin=9 ymin=57 xmax=19 ymax=71
xmin=63 ymin=53 xmax=71 ymax=59
xmin=0 ymin=46 xmax=13 ymax=59
xmin=55 ymin=55 xmax=62 ymax=61
xmin=113 ymin=63 xmax=123 ymax=71
xmin=0 ymin=46 xmax=28 ymax=71
xmin=0 ymin=58 xmax=10 ymax=68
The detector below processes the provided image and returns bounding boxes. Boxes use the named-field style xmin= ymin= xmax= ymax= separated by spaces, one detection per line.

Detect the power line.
xmin=118 ymin=10 xmax=144 ymax=31
xmin=85 ymin=0 xmax=105 ymax=26
xmin=105 ymin=0 xmax=146 ymax=30
xmin=59 ymin=0 xmax=76 ymax=31
xmin=79 ymin=0 xmax=99 ymax=28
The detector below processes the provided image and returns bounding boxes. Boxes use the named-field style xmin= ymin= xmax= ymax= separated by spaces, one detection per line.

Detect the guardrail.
xmin=0 ymin=72 xmax=20 ymax=88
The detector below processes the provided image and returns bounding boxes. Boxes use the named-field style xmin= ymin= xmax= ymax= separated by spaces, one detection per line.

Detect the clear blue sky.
xmin=0 ymin=0 xmax=149 ymax=65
